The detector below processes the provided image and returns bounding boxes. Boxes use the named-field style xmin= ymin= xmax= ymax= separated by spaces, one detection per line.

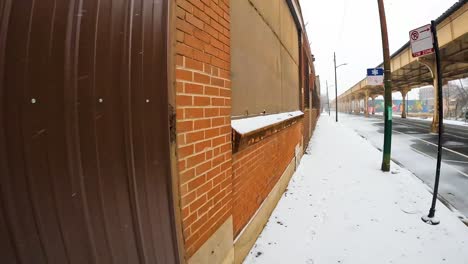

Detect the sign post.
xmin=410 ymin=21 xmax=444 ymax=225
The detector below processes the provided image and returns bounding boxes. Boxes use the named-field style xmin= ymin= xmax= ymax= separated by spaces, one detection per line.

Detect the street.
xmin=338 ymin=112 xmax=468 ymax=222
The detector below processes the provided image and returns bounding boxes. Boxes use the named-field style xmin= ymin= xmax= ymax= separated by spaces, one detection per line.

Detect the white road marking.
xmin=392 ymin=129 xmax=468 ymax=160
xmin=409 ymin=146 xmax=468 ymax=178
xmin=443 ymin=159 xmax=468 ymax=164
xmin=393 ymin=119 xmax=468 ymax=140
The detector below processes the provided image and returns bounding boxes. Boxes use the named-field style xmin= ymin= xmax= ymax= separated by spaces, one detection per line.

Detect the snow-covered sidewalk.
xmin=244 ymin=115 xmax=468 ymax=264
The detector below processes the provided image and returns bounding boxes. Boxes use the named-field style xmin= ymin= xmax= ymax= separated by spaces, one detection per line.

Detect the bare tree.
xmin=452 ymin=79 xmax=468 ymax=119
xmin=443 ymin=84 xmax=452 ymax=117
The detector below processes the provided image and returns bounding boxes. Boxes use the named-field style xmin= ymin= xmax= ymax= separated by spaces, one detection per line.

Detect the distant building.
xmin=418 ymin=84 xmax=461 ymax=116
xmin=418 ymin=86 xmax=434 ymax=101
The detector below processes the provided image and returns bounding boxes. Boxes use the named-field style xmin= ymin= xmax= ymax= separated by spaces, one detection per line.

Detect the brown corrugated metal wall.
xmin=0 ymin=0 xmax=179 ymax=263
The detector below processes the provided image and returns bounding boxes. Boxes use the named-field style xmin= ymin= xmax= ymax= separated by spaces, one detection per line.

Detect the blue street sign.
xmin=367 ymin=68 xmax=384 ymax=76
xmin=367 ymin=68 xmax=384 ymax=85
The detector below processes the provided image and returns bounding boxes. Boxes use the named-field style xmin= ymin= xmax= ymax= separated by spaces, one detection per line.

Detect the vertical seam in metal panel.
xmin=0 ymin=1 xmax=13 ymax=206
xmin=163 ymin=0 xmax=182 ymax=261
xmin=47 ymin=1 xmax=57 ymax=58
xmin=91 ymin=0 xmax=115 ymax=261
xmin=45 ymin=2 xmax=73 ymax=262
xmin=20 ymin=1 xmax=51 ymax=261
xmin=0 ymin=3 xmax=20 ymax=249
xmin=0 ymin=2 xmax=35 ymax=263
xmin=140 ymin=0 xmax=157 ymax=260
xmin=146 ymin=1 xmax=168 ymax=262
xmin=147 ymin=2 xmax=169 ymax=263
xmin=44 ymin=142 xmax=72 ymax=263
xmin=64 ymin=0 xmax=99 ymax=262
xmin=121 ymin=0 xmax=147 ymax=262
xmin=0 ymin=194 xmax=21 ymax=262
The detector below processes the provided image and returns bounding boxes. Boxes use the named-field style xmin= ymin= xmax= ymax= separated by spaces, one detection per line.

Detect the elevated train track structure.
xmin=335 ymin=0 xmax=468 ymax=132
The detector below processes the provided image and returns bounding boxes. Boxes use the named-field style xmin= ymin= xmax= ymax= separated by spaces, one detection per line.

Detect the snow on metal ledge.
xmin=231 ymin=111 xmax=304 ymax=135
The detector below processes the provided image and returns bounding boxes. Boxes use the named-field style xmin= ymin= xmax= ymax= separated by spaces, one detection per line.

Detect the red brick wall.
xmin=303 ymin=109 xmax=310 ymax=150
xmin=174 ymin=0 xmax=232 ymax=258
xmin=232 ymin=121 xmax=303 ymax=236
xmin=310 ymin=109 xmax=319 ymax=135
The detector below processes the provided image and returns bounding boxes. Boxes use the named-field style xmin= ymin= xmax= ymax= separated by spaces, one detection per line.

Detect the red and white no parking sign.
xmin=410 ymin=30 xmax=419 ymax=41
xmin=409 ymin=24 xmax=434 ymax=57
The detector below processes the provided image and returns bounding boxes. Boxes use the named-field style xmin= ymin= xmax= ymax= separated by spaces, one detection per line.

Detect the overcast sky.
xmin=300 ymin=0 xmax=459 ymax=100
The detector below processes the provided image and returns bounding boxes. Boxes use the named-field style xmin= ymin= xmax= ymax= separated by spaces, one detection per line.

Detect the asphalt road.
xmin=339 ymin=113 xmax=468 ymax=222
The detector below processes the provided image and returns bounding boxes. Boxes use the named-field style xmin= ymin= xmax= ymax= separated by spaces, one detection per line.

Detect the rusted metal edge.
xmin=232 ymin=114 xmax=304 ymax=154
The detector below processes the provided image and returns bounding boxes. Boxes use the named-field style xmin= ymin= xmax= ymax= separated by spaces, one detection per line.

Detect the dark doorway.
xmin=0 ymin=0 xmax=179 ymax=263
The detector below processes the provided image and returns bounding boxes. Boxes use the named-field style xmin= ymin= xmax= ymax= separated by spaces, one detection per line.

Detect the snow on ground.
xmin=405 ymin=116 xmax=468 ymax=127
xmin=243 ymin=114 xmax=468 ymax=264
xmin=232 ymin=111 xmax=303 ymax=134
xmin=365 ymin=113 xmax=467 ymax=127
xmin=443 ymin=119 xmax=468 ymax=127
xmin=336 ymin=113 xmax=468 ymax=220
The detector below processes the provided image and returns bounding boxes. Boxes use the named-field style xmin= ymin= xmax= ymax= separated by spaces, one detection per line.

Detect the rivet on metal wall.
xmin=98 ymin=98 xmax=103 ymax=103
xmin=31 ymin=98 xmax=37 ymax=104
xmin=146 ymin=99 xmax=150 ymax=103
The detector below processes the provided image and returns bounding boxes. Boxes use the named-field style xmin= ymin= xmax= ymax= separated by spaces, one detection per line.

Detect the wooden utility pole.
xmin=377 ymin=0 xmax=393 ymax=172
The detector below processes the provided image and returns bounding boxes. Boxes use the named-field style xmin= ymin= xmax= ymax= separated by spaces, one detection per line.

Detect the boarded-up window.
xmin=231 ymin=0 xmax=300 ymax=117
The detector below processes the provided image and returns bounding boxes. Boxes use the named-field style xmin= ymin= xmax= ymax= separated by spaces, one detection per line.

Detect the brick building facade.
xmin=0 ymin=0 xmax=319 ymax=263
xmin=173 ymin=0 xmax=319 ymax=263
xmin=174 ymin=0 xmax=234 ymax=260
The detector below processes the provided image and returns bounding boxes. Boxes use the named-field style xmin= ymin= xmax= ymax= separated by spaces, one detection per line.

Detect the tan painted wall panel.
xmin=231 ymin=0 xmax=300 ymax=116
xmin=281 ymin=46 xmax=300 ymax=112
xmin=279 ymin=0 xmax=299 ymax=65
xmin=250 ymin=0 xmax=281 ymax=37
xmin=231 ymin=0 xmax=282 ymax=116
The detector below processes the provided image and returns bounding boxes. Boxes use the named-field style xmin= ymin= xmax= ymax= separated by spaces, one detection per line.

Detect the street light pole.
xmin=334 ymin=52 xmax=338 ymax=122
xmin=377 ymin=0 xmax=393 ymax=172
xmin=421 ymin=20 xmax=444 ymax=226
xmin=326 ymin=81 xmax=331 ymax=116
xmin=333 ymin=55 xmax=348 ymax=122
